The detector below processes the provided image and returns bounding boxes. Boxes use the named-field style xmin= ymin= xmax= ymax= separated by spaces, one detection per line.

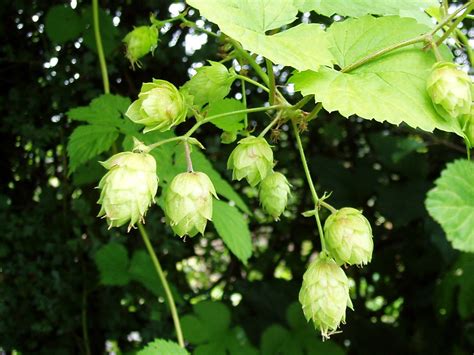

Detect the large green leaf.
xmin=290 ymin=16 xmax=460 ymax=135
xmin=426 ymin=159 xmax=474 ymax=253
xmin=67 ymin=125 xmax=119 ymax=173
xmin=94 ymin=243 xmax=130 ymax=286
xmin=296 ymin=0 xmax=437 ymax=24
xmin=138 ymin=339 xmax=189 ymax=355
xmin=45 ymin=5 xmax=82 ymax=44
xmin=67 ymin=94 xmax=131 ymax=126
xmin=213 ymin=200 xmax=252 ymax=264
xmin=186 ymin=0 xmax=333 ymax=71
xmin=207 ymin=99 xmax=246 ymax=132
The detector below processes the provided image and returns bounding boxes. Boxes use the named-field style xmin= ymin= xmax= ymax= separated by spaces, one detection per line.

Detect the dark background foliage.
xmin=0 ymin=1 xmax=473 ymax=354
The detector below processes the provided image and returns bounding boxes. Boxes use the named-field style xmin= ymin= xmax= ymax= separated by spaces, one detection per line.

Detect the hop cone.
xmin=97 ymin=144 xmax=158 ymax=231
xmin=299 ymin=253 xmax=353 ymax=339
xmin=426 ymin=62 xmax=472 ymax=120
xmin=259 ymin=171 xmax=291 ymax=220
xmin=164 ymin=172 xmax=217 ymax=237
xmin=126 ymin=79 xmax=186 ymax=133
xmin=123 ymin=25 xmax=158 ymax=68
xmin=227 ymin=136 xmax=273 ymax=187
xmin=324 ymin=208 xmax=373 ymax=266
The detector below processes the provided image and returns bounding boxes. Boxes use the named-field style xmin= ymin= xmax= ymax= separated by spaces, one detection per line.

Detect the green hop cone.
xmin=259 ymin=171 xmax=291 ymax=220
xmin=227 ymin=136 xmax=273 ymax=187
xmin=324 ymin=207 xmax=374 ymax=266
xmin=126 ymin=79 xmax=187 ymax=133
xmin=123 ymin=25 xmax=159 ymax=69
xmin=164 ymin=172 xmax=217 ymax=237
xmin=97 ymin=142 xmax=158 ymax=231
xmin=426 ymin=61 xmax=472 ymax=120
xmin=299 ymin=252 xmax=353 ymax=339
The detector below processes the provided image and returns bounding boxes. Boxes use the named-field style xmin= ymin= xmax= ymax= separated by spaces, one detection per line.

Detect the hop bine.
xmin=126 ymin=79 xmax=187 ymax=133
xmin=97 ymin=140 xmax=158 ymax=231
xmin=164 ymin=172 xmax=217 ymax=237
xmin=227 ymin=136 xmax=274 ymax=187
xmin=324 ymin=207 xmax=374 ymax=266
xmin=299 ymin=252 xmax=353 ymax=339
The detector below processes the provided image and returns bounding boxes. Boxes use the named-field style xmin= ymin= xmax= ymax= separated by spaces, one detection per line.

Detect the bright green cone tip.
xmin=227 ymin=136 xmax=273 ymax=187
xmin=123 ymin=25 xmax=159 ymax=69
xmin=259 ymin=171 xmax=291 ymax=220
xmin=125 ymin=79 xmax=187 ymax=133
xmin=299 ymin=252 xmax=353 ymax=339
xmin=97 ymin=142 xmax=158 ymax=231
xmin=324 ymin=207 xmax=373 ymax=266
xmin=164 ymin=172 xmax=217 ymax=237
xmin=426 ymin=62 xmax=472 ymax=121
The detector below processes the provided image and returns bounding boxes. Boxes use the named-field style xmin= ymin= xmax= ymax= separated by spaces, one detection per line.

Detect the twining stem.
xmin=241 ymin=78 xmax=248 ymax=129
xmin=235 ymin=74 xmax=270 ymax=93
xmin=266 ymin=59 xmax=276 ymax=105
xmin=455 ymin=29 xmax=474 ymax=65
xmin=138 ymin=224 xmax=185 ymax=348
xmin=258 ymin=113 xmax=281 ymax=138
xmin=181 ymin=18 xmax=221 ymax=38
xmin=306 ymin=103 xmax=323 ymax=122
xmin=293 ymin=96 xmax=313 ymax=110
xmin=184 ymin=141 xmax=194 ymax=172
xmin=228 ymin=38 xmax=270 ymax=86
xmin=148 ymin=136 xmax=185 ymax=150
xmin=320 ymin=200 xmax=337 ymax=214
xmin=92 ymin=0 xmax=110 ymax=94
xmin=436 ymin=3 xmax=474 ymax=46
xmin=292 ymin=119 xmax=326 ymax=251
xmin=430 ymin=1 xmax=473 ymax=35
xmin=428 ymin=39 xmax=444 ymax=61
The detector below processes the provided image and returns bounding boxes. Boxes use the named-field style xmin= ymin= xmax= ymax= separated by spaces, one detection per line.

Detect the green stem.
xmin=184 ymin=105 xmax=284 ymax=137
xmin=258 ymin=113 xmax=281 ymax=138
xmin=293 ymin=95 xmax=313 ymax=110
xmin=181 ymin=18 xmax=220 ymax=38
xmin=429 ymin=39 xmax=444 ymax=61
xmin=92 ymin=0 xmax=110 ymax=94
xmin=436 ymin=3 xmax=474 ymax=46
xmin=266 ymin=59 xmax=276 ymax=105
xmin=184 ymin=140 xmax=194 ymax=172
xmin=320 ymin=200 xmax=337 ymax=214
xmin=306 ymin=102 xmax=323 ymax=122
xmin=241 ymin=78 xmax=248 ymax=129
xmin=342 ymin=35 xmax=427 ymax=73
xmin=455 ymin=28 xmax=474 ymax=65
xmin=430 ymin=1 xmax=473 ymax=35
xmin=138 ymin=224 xmax=185 ymax=348
xmin=291 ymin=119 xmax=326 ymax=251
xmin=235 ymin=74 xmax=270 ymax=93
xmin=228 ymin=38 xmax=270 ymax=86
xmin=81 ymin=266 xmax=91 ymax=355
xmin=148 ymin=136 xmax=185 ymax=151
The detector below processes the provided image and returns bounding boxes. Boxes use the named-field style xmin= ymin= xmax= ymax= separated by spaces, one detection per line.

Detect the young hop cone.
xmin=324 ymin=208 xmax=373 ymax=266
xmin=299 ymin=252 xmax=353 ymax=339
xmin=227 ymin=136 xmax=273 ymax=187
xmin=97 ymin=141 xmax=158 ymax=231
xmin=123 ymin=25 xmax=159 ymax=68
xmin=259 ymin=171 xmax=291 ymax=220
xmin=426 ymin=62 xmax=472 ymax=120
xmin=126 ymin=79 xmax=187 ymax=133
xmin=164 ymin=172 xmax=217 ymax=237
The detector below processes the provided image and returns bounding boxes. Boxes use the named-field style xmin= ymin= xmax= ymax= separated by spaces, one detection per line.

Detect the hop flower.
xmin=123 ymin=25 xmax=159 ymax=69
xmin=426 ymin=62 xmax=472 ymax=120
xmin=164 ymin=172 xmax=217 ymax=237
xmin=324 ymin=208 xmax=373 ymax=266
xmin=97 ymin=141 xmax=158 ymax=231
xmin=227 ymin=136 xmax=273 ymax=187
xmin=126 ymin=79 xmax=187 ymax=133
xmin=299 ymin=252 xmax=353 ymax=339
xmin=259 ymin=171 xmax=291 ymax=220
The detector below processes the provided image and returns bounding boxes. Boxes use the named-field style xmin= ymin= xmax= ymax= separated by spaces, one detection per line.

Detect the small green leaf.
xmin=67 ymin=94 xmax=131 ymax=126
xmin=137 ymin=339 xmax=189 ymax=355
xmin=187 ymin=0 xmax=334 ymax=71
xmin=290 ymin=16 xmax=460 ymax=135
xmin=67 ymin=125 xmax=119 ymax=173
xmin=182 ymin=61 xmax=234 ymax=107
xmin=128 ymin=250 xmax=165 ymax=297
xmin=94 ymin=243 xmax=130 ymax=286
xmin=213 ymin=200 xmax=252 ymax=264
xmin=426 ymin=159 xmax=474 ymax=253
xmin=207 ymin=99 xmax=246 ymax=132
xmin=45 ymin=5 xmax=82 ymax=43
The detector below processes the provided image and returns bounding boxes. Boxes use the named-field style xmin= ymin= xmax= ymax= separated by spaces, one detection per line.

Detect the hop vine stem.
xmin=92 ymin=0 xmax=110 ymax=94
xmin=138 ymin=224 xmax=185 ymax=348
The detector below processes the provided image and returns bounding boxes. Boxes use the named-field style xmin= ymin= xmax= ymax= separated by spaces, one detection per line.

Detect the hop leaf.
xmin=227 ymin=136 xmax=273 ymax=187
xmin=426 ymin=62 xmax=472 ymax=121
xmin=97 ymin=142 xmax=158 ymax=231
xmin=299 ymin=253 xmax=353 ymax=339
xmin=123 ymin=25 xmax=159 ymax=69
xmin=164 ymin=172 xmax=217 ymax=237
xmin=259 ymin=171 xmax=291 ymax=220
xmin=324 ymin=207 xmax=374 ymax=266
xmin=126 ymin=79 xmax=187 ymax=133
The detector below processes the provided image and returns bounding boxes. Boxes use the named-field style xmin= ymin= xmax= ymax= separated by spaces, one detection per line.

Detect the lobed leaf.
xmin=137 ymin=339 xmax=189 ymax=355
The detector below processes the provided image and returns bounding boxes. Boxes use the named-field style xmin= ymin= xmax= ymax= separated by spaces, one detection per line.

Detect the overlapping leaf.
xmin=186 ymin=0 xmax=333 ymax=71
xmin=426 ymin=159 xmax=474 ymax=253
xmin=290 ymin=16 xmax=460 ymax=135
